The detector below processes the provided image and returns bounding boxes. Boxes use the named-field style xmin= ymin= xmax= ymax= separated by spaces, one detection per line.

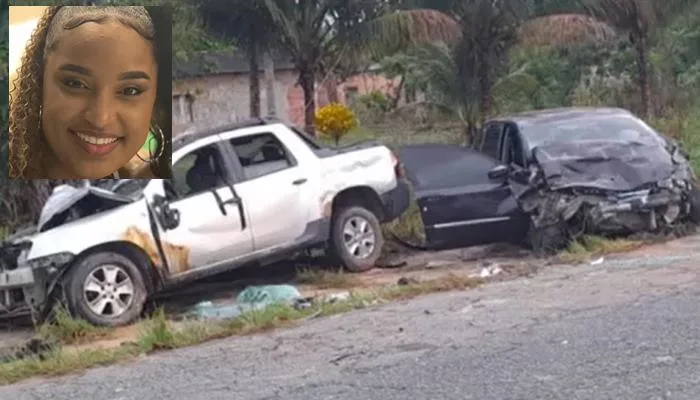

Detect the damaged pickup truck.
xmin=399 ymin=107 xmax=700 ymax=252
xmin=0 ymin=117 xmax=410 ymax=326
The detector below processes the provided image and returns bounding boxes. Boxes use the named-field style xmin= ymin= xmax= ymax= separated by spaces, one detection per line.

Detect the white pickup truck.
xmin=0 ymin=117 xmax=410 ymax=326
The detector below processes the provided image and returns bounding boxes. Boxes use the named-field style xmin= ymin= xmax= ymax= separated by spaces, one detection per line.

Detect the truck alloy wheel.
xmin=83 ymin=265 xmax=135 ymax=318
xmin=331 ymin=206 xmax=384 ymax=273
xmin=64 ymin=252 xmax=148 ymax=327
xmin=342 ymin=216 xmax=377 ymax=259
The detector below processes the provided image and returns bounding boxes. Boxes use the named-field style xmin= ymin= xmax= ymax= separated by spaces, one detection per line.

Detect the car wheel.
xmin=688 ymin=185 xmax=700 ymax=224
xmin=330 ymin=206 xmax=384 ymax=273
xmin=527 ymin=220 xmax=570 ymax=255
xmin=63 ymin=251 xmax=148 ymax=327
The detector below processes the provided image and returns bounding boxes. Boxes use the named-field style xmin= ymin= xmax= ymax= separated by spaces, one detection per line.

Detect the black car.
xmin=399 ymin=107 xmax=700 ymax=252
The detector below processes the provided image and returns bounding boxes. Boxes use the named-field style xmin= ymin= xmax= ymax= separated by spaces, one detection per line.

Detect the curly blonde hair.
xmin=8 ymin=6 xmax=60 ymax=179
xmin=9 ymin=5 xmax=171 ymax=179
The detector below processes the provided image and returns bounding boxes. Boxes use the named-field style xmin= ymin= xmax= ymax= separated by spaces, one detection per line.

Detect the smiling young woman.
xmin=8 ymin=5 xmax=172 ymax=180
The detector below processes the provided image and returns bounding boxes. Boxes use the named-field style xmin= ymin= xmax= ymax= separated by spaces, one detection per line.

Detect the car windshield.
xmin=520 ymin=114 xmax=665 ymax=148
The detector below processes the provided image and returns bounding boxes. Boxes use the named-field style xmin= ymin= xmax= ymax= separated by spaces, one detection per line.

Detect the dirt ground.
xmin=0 ymin=235 xmax=686 ymax=354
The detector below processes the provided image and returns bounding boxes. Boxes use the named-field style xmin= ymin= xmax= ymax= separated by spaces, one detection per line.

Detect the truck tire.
xmin=330 ymin=206 xmax=384 ymax=273
xmin=63 ymin=251 xmax=148 ymax=327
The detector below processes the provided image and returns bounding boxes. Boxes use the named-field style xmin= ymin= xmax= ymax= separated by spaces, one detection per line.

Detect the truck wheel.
xmin=63 ymin=251 xmax=148 ymax=327
xmin=330 ymin=206 xmax=384 ymax=273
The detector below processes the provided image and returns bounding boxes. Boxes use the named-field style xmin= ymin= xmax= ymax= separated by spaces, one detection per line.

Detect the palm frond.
xmin=583 ymin=0 xmax=696 ymax=33
xmin=518 ymin=13 xmax=618 ymax=48
xmin=344 ymin=9 xmax=461 ymax=61
xmin=262 ymin=0 xmax=303 ymax=58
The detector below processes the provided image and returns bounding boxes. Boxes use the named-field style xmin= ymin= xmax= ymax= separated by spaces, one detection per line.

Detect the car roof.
xmin=489 ymin=107 xmax=634 ymax=128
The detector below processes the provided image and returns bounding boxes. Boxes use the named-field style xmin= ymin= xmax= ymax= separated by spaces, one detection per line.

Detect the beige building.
xmin=172 ymin=52 xmax=409 ymax=136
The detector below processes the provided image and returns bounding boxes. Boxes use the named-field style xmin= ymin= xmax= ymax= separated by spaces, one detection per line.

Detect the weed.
xmin=383 ymin=199 xmax=425 ymax=245
xmin=37 ymin=305 xmax=113 ymax=345
xmin=136 ymin=308 xmax=178 ymax=351
xmin=560 ymin=235 xmax=643 ymax=263
xmin=295 ymin=267 xmax=359 ymax=289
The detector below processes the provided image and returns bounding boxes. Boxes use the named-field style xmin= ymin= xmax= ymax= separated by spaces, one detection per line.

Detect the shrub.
xmin=314 ymin=102 xmax=358 ymax=145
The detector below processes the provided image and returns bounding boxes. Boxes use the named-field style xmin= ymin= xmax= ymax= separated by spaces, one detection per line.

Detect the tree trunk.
xmin=299 ymin=63 xmax=316 ymax=135
xmin=324 ymin=75 xmax=340 ymax=104
xmin=478 ymin=58 xmax=492 ymax=125
xmin=263 ymin=51 xmax=277 ymax=117
xmin=249 ymin=44 xmax=261 ymax=118
xmin=391 ymin=75 xmax=405 ymax=109
xmin=633 ymin=33 xmax=652 ymax=118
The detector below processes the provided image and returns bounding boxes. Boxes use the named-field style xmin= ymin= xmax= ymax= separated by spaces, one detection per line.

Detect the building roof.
xmin=173 ymin=51 xmax=296 ymax=79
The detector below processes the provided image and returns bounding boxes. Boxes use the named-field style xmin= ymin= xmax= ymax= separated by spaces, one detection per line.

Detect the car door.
xmin=143 ymin=138 xmax=253 ymax=277
xmin=218 ymin=129 xmax=310 ymax=251
xmin=399 ymin=143 xmax=523 ymax=250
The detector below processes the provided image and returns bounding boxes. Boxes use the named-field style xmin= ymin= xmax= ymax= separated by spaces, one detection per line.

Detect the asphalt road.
xmin=2 ymin=235 xmax=700 ymax=400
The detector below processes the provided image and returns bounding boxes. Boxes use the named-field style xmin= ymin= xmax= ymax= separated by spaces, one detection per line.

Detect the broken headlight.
xmin=26 ymin=252 xmax=75 ymax=272
xmin=657 ymin=178 xmax=674 ymax=190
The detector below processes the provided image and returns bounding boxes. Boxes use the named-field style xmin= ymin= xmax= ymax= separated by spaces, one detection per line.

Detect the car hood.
xmin=532 ymin=140 xmax=677 ymax=192
xmin=38 ymin=184 xmax=136 ymax=232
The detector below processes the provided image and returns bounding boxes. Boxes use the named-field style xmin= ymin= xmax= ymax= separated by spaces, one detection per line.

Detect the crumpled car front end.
xmin=518 ymin=139 xmax=699 ymax=239
xmin=0 ymin=237 xmax=35 ymax=318
xmin=0 ymin=182 xmax=145 ymax=321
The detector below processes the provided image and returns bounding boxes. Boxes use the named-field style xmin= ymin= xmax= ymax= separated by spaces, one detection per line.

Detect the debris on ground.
xmin=188 ymin=285 xmax=370 ymax=320
xmin=470 ymin=263 xmax=504 ymax=279
xmin=590 ymin=257 xmax=605 ymax=265
xmin=321 ymin=292 xmax=352 ymax=303
xmin=190 ymin=285 xmax=307 ymax=320
xmin=397 ymin=277 xmax=420 ymax=286
xmin=0 ymin=338 xmax=56 ymax=364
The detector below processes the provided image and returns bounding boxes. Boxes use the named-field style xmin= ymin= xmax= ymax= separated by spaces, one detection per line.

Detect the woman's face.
xmin=41 ymin=19 xmax=158 ymax=179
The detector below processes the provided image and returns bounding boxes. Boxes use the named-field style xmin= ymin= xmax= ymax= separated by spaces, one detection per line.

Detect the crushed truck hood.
xmin=532 ymin=140 xmax=676 ymax=192
xmin=38 ymin=184 xmax=136 ymax=232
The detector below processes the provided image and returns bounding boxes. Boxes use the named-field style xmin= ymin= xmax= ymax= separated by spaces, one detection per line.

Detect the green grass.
xmin=651 ymin=108 xmax=700 ymax=174
xmin=37 ymin=306 xmax=115 ymax=345
xmin=559 ymin=235 xmax=644 ymax=264
xmin=680 ymin=111 xmax=700 ymax=174
xmin=295 ymin=267 xmax=360 ymax=289
xmin=0 ymin=274 xmax=485 ymax=385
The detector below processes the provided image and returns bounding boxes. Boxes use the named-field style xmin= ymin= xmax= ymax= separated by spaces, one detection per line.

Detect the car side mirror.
xmin=487 ymin=164 xmax=509 ymax=180
xmin=151 ymin=194 xmax=180 ymax=230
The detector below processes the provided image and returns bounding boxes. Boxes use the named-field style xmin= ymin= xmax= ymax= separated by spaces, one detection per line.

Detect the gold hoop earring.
xmin=137 ymin=123 xmax=166 ymax=163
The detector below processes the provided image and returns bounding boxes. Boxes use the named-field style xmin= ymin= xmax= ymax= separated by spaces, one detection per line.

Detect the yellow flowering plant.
xmin=314 ymin=102 xmax=358 ymax=145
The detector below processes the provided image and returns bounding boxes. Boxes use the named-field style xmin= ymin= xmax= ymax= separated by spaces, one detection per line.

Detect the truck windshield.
xmin=290 ymin=126 xmax=324 ymax=150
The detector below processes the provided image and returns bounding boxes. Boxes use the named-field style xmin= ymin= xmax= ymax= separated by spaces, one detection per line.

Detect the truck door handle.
xmin=223 ymin=182 xmax=247 ymax=230
xmin=292 ymin=178 xmax=307 ymax=185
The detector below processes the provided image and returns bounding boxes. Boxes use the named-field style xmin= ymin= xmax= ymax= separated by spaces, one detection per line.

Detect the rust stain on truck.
xmin=121 ymin=227 xmax=191 ymax=275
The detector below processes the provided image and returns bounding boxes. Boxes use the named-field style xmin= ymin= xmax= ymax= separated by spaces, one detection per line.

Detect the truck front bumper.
xmin=0 ymin=252 xmax=74 ymax=320
xmin=0 ymin=268 xmax=35 ymax=318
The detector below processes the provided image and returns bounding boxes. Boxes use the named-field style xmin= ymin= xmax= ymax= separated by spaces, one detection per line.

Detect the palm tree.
xmin=521 ymin=0 xmax=696 ymax=118
xmin=199 ymin=0 xmax=281 ymax=118
xmin=402 ymin=0 xmax=615 ymax=123
xmin=259 ymin=0 xmax=461 ymax=135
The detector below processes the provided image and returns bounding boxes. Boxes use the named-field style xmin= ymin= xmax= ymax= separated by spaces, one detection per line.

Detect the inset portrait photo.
xmin=8 ymin=5 xmax=173 ymax=180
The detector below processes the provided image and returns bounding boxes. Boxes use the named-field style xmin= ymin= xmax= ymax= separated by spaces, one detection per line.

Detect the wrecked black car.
xmin=399 ymin=107 xmax=700 ymax=252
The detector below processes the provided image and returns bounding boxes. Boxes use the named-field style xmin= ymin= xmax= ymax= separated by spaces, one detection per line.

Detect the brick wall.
xmin=172 ymin=70 xmax=403 ymax=136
